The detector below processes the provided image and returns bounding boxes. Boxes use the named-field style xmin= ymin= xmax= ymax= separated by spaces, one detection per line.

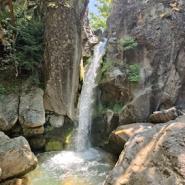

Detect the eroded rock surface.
xmin=19 ymin=88 xmax=45 ymax=128
xmin=105 ymin=122 xmax=185 ymax=185
xmin=43 ymin=0 xmax=83 ymax=119
xmin=108 ymin=123 xmax=154 ymax=155
xmin=101 ymin=0 xmax=185 ymax=125
xmin=0 ymin=94 xmax=19 ymax=131
xmin=0 ymin=132 xmax=37 ymax=182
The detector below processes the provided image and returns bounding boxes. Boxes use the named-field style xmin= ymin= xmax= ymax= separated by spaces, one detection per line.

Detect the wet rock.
xmin=19 ymin=88 xmax=45 ymax=128
xmin=108 ymin=123 xmax=154 ymax=155
xmin=91 ymin=114 xmax=107 ymax=147
xmin=45 ymin=139 xmax=63 ymax=152
xmin=91 ymin=111 xmax=119 ymax=147
xmin=105 ymin=122 xmax=185 ymax=185
xmin=44 ymin=118 xmax=74 ymax=151
xmin=0 ymin=177 xmax=28 ymax=185
xmin=0 ymin=94 xmax=19 ymax=131
xmin=0 ymin=132 xmax=37 ymax=182
xmin=149 ymin=107 xmax=178 ymax=123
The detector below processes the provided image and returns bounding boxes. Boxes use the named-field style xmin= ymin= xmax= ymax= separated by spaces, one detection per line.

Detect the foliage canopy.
xmin=90 ymin=0 xmax=112 ymax=30
xmin=0 ymin=0 xmax=43 ymax=80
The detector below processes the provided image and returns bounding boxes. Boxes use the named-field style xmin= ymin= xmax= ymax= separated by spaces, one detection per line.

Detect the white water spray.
xmin=76 ymin=39 xmax=107 ymax=151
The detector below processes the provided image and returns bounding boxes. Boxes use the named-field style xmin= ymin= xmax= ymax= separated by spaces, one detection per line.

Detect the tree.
xmin=0 ymin=0 xmax=15 ymax=26
xmin=89 ymin=0 xmax=112 ymax=30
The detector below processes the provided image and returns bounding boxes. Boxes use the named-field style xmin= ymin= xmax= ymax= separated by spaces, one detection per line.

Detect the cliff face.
xmin=43 ymin=0 xmax=85 ymax=119
xmin=101 ymin=0 xmax=185 ymax=124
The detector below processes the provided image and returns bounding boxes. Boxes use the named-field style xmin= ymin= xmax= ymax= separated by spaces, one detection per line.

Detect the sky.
xmin=88 ymin=0 xmax=98 ymax=14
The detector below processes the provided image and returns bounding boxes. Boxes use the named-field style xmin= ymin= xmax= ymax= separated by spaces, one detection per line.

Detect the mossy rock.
xmin=45 ymin=139 xmax=63 ymax=152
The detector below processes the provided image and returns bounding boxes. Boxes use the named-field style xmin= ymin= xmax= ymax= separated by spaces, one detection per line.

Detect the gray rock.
xmin=119 ymin=89 xmax=152 ymax=124
xmin=0 ymin=94 xmax=19 ymax=131
xmin=43 ymin=0 xmax=84 ymax=119
xmin=22 ymin=126 xmax=44 ymax=137
xmin=0 ymin=132 xmax=37 ymax=182
xmin=108 ymin=123 xmax=154 ymax=155
xmin=49 ymin=114 xmax=64 ymax=128
xmin=19 ymin=88 xmax=45 ymax=128
xmin=104 ymin=122 xmax=185 ymax=185
xmin=102 ymin=0 xmax=185 ymax=125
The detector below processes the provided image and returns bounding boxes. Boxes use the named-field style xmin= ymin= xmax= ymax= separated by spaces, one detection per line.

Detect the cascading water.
xmin=76 ymin=39 xmax=107 ymax=151
xmin=26 ymin=39 xmax=114 ymax=185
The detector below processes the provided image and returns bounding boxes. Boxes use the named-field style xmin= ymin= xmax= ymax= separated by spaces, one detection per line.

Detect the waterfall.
xmin=27 ymin=39 xmax=115 ymax=185
xmin=76 ymin=39 xmax=107 ymax=151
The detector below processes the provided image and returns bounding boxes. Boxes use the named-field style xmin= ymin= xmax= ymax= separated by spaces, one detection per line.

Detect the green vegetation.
xmin=96 ymin=102 xmax=123 ymax=114
xmin=0 ymin=84 xmax=7 ymax=95
xmin=120 ymin=36 xmax=138 ymax=51
xmin=0 ymin=82 xmax=20 ymax=95
xmin=128 ymin=64 xmax=140 ymax=83
xmin=90 ymin=0 xmax=112 ymax=30
xmin=100 ymin=59 xmax=113 ymax=78
xmin=0 ymin=0 xmax=43 ymax=82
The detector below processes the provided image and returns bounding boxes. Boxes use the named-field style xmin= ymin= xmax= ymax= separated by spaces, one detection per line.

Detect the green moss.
xmin=45 ymin=140 xmax=63 ymax=152
xmin=128 ymin=64 xmax=140 ymax=83
xmin=119 ymin=36 xmax=138 ymax=51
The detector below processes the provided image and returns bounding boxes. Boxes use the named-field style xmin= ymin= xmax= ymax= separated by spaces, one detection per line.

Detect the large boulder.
xmin=105 ymin=122 xmax=185 ymax=185
xmin=0 ymin=132 xmax=37 ymax=182
xmin=101 ymin=0 xmax=185 ymax=125
xmin=19 ymin=88 xmax=45 ymax=128
xmin=43 ymin=0 xmax=84 ymax=119
xmin=108 ymin=123 xmax=154 ymax=155
xmin=0 ymin=94 xmax=19 ymax=131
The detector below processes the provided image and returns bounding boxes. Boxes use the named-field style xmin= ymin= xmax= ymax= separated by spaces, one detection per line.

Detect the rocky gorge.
xmin=0 ymin=0 xmax=185 ymax=184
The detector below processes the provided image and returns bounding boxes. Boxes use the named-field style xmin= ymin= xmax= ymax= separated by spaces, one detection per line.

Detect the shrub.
xmin=15 ymin=18 xmax=44 ymax=74
xmin=128 ymin=64 xmax=140 ymax=83
xmin=120 ymin=36 xmax=138 ymax=51
xmin=0 ymin=0 xmax=44 ymax=79
xmin=0 ymin=84 xmax=7 ymax=95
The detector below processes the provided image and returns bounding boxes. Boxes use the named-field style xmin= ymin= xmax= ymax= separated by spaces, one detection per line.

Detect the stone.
xmin=45 ymin=139 xmax=63 ymax=152
xmin=119 ymin=90 xmax=152 ymax=124
xmin=0 ymin=132 xmax=37 ymax=182
xmin=28 ymin=136 xmax=46 ymax=151
xmin=0 ymin=177 xmax=28 ymax=185
xmin=22 ymin=126 xmax=44 ymax=137
xmin=19 ymin=88 xmax=45 ymax=128
xmin=149 ymin=107 xmax=178 ymax=123
xmin=49 ymin=115 xmax=64 ymax=128
xmin=106 ymin=110 xmax=120 ymax=133
xmin=101 ymin=0 xmax=185 ymax=126
xmin=44 ymin=118 xmax=74 ymax=151
xmin=43 ymin=0 xmax=84 ymax=119
xmin=108 ymin=123 xmax=154 ymax=155
xmin=104 ymin=122 xmax=185 ymax=185
xmin=0 ymin=94 xmax=19 ymax=131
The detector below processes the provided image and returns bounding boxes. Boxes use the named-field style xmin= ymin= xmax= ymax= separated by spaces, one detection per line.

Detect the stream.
xmin=27 ymin=39 xmax=113 ymax=185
